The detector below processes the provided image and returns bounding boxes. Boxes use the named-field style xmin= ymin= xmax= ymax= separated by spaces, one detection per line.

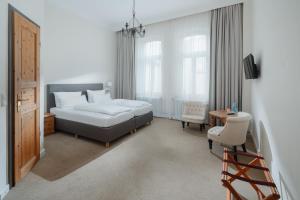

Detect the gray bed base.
xmin=135 ymin=112 xmax=153 ymax=128
xmin=55 ymin=111 xmax=153 ymax=146
xmin=55 ymin=118 xmax=136 ymax=147
xmin=47 ymin=84 xmax=153 ymax=147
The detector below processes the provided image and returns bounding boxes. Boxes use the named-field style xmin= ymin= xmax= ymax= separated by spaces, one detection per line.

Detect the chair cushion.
xmin=182 ymin=114 xmax=205 ymax=123
xmin=207 ymin=126 xmax=224 ymax=141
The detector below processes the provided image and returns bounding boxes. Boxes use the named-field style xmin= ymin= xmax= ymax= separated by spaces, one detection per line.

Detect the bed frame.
xmin=47 ymin=83 xmax=153 ymax=147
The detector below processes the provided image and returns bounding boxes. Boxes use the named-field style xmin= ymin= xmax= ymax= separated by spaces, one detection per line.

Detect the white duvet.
xmin=74 ymin=103 xmax=131 ymax=116
xmin=112 ymin=99 xmax=151 ymax=108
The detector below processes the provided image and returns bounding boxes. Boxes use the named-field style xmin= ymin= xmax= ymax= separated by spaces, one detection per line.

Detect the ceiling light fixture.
xmin=122 ymin=0 xmax=145 ymax=38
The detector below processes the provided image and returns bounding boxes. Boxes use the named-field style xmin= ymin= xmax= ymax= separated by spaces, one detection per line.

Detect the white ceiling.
xmin=48 ymin=0 xmax=243 ymax=30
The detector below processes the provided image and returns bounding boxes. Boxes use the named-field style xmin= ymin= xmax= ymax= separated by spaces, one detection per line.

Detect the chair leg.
xmin=242 ymin=143 xmax=247 ymax=152
xmin=200 ymin=124 xmax=205 ymax=131
xmin=181 ymin=121 xmax=185 ymax=128
xmin=208 ymin=139 xmax=213 ymax=150
xmin=233 ymin=146 xmax=238 ymax=161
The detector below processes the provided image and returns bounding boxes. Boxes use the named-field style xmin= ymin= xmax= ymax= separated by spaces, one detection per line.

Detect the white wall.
xmin=44 ymin=1 xmax=116 ymax=92
xmin=0 ymin=0 xmax=45 ymax=198
xmin=244 ymin=0 xmax=300 ymax=199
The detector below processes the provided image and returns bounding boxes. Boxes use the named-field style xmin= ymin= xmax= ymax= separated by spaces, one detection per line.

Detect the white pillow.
xmin=87 ymin=90 xmax=105 ymax=103
xmin=54 ymin=92 xmax=81 ymax=107
xmin=61 ymin=95 xmax=88 ymax=108
xmin=54 ymin=92 xmax=87 ymax=108
xmin=93 ymin=93 xmax=112 ymax=104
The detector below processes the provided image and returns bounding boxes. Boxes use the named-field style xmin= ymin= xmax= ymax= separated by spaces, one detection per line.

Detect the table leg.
xmin=221 ymin=118 xmax=227 ymax=125
xmin=209 ymin=115 xmax=216 ymax=127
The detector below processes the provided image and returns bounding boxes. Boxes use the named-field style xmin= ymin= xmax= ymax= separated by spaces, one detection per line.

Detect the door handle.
xmin=17 ymin=98 xmax=30 ymax=112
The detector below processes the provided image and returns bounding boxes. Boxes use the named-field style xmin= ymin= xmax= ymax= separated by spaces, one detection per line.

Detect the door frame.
xmin=7 ymin=4 xmax=41 ymax=187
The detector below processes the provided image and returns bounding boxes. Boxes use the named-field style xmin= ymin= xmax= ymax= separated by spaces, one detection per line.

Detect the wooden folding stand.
xmin=222 ymin=148 xmax=280 ymax=200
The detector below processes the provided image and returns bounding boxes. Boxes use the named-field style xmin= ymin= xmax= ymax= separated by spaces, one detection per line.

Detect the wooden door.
xmin=13 ymin=11 xmax=40 ymax=183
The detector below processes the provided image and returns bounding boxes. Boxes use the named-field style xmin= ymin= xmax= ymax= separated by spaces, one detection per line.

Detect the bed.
xmin=47 ymin=83 xmax=153 ymax=147
xmin=111 ymin=99 xmax=153 ymax=128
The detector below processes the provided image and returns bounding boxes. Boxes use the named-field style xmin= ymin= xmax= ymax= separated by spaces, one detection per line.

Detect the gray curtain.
xmin=209 ymin=3 xmax=243 ymax=111
xmin=115 ymin=31 xmax=136 ymax=99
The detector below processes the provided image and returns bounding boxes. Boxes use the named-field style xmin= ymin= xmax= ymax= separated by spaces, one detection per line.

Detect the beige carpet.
xmin=32 ymin=132 xmax=128 ymax=181
xmin=5 ymin=118 xmax=259 ymax=200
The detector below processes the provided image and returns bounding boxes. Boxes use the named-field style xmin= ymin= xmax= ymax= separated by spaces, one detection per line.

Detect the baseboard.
xmin=0 ymin=150 xmax=46 ymax=200
xmin=40 ymin=147 xmax=46 ymax=158
xmin=248 ymin=130 xmax=259 ymax=152
xmin=0 ymin=184 xmax=9 ymax=200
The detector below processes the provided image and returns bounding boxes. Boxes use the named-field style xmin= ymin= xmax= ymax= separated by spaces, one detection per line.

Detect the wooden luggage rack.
xmin=222 ymin=148 xmax=280 ymax=200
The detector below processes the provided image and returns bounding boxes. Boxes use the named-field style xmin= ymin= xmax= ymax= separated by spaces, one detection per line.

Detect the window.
xmin=135 ymin=12 xmax=210 ymax=118
xmin=182 ymin=35 xmax=209 ymax=100
xmin=136 ymin=41 xmax=162 ymax=98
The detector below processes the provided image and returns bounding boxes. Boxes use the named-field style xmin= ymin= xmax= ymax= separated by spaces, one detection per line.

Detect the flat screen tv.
xmin=243 ymin=54 xmax=258 ymax=79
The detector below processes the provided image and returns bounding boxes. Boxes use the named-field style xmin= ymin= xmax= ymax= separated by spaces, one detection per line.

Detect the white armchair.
xmin=181 ymin=101 xmax=207 ymax=131
xmin=207 ymin=112 xmax=251 ymax=159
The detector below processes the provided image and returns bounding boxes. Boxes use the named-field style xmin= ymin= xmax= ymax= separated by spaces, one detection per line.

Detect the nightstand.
xmin=44 ymin=113 xmax=55 ymax=136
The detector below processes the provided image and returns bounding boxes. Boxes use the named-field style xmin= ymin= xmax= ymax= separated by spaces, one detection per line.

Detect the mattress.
xmin=50 ymin=107 xmax=134 ymax=128
xmin=112 ymin=99 xmax=153 ymax=116
xmin=130 ymin=105 xmax=152 ymax=116
xmin=74 ymin=103 xmax=131 ymax=116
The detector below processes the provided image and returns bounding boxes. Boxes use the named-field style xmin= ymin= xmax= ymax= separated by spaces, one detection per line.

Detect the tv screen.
xmin=243 ymin=54 xmax=258 ymax=79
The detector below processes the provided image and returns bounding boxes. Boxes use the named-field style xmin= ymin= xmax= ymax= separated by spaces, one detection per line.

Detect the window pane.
xmin=183 ymin=35 xmax=207 ymax=54
xmin=145 ymin=41 xmax=162 ymax=57
xmin=153 ymin=59 xmax=162 ymax=94
xmin=182 ymin=58 xmax=192 ymax=96
xmin=145 ymin=64 xmax=151 ymax=95
xmin=195 ymin=57 xmax=207 ymax=95
xmin=182 ymin=35 xmax=209 ymax=100
xmin=196 ymin=57 xmax=207 ymax=74
xmin=136 ymin=41 xmax=162 ymax=98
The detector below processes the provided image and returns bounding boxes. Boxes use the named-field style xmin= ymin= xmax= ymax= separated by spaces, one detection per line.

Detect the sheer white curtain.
xmin=136 ymin=12 xmax=210 ymax=119
xmin=136 ymin=41 xmax=162 ymax=98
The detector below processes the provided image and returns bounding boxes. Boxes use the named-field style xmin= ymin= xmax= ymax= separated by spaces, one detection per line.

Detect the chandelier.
xmin=122 ymin=0 xmax=145 ymax=38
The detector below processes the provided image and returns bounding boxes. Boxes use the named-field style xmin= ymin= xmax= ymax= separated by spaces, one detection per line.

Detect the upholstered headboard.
xmin=46 ymin=83 xmax=103 ymax=112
